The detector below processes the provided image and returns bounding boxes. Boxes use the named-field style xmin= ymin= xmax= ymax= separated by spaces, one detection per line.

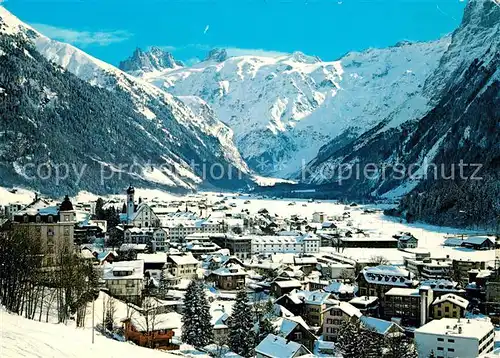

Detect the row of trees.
xmin=181 ymin=282 xmax=275 ymax=357
xmin=0 ymin=228 xmax=99 ymax=326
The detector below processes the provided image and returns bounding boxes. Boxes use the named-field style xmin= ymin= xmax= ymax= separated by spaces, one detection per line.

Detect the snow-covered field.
xmin=0 ymin=307 xmax=178 ymax=358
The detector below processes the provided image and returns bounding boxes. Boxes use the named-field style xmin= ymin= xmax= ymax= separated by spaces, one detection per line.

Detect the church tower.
xmin=126 ymin=185 xmax=135 ymax=224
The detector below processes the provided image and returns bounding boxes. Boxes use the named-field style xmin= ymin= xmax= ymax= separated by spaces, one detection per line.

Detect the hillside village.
xmin=1 ymin=187 xmax=499 ymax=358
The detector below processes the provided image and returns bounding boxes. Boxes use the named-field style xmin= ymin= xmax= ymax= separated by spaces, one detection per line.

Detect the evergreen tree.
xmin=94 ymin=198 xmax=105 ymax=220
xmin=384 ymin=332 xmax=418 ymax=358
xmin=181 ymin=280 xmax=213 ymax=348
xmin=227 ymin=290 xmax=256 ymax=357
xmin=158 ymin=268 xmax=170 ymax=299
xmin=337 ymin=320 xmax=382 ymax=358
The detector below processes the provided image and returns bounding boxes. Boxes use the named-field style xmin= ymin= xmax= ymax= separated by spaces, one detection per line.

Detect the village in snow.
xmin=0 ymin=186 xmax=499 ymax=358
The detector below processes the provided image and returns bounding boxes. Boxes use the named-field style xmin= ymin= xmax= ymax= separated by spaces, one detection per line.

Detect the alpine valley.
xmin=0 ymin=0 xmax=499 ymax=227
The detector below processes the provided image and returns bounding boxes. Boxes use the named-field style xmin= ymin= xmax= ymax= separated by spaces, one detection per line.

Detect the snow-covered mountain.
xmin=119 ymin=47 xmax=184 ymax=75
xmin=303 ymin=0 xmax=499 ymax=227
xmin=0 ymin=6 xmax=250 ymax=195
xmin=125 ymin=38 xmax=450 ymax=177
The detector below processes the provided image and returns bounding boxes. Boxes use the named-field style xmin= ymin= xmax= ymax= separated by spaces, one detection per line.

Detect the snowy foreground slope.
xmin=0 ymin=308 xmax=177 ymax=358
xmin=127 ymin=40 xmax=449 ymax=177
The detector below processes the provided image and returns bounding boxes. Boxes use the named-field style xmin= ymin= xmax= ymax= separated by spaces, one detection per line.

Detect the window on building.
xmin=47 ymin=215 xmax=53 ymax=223
xmin=437 ymin=338 xmax=444 ymax=342
xmin=437 ymin=347 xmax=444 ymax=351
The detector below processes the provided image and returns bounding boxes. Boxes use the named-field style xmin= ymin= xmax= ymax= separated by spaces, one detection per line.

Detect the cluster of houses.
xmin=2 ymin=188 xmax=499 ymax=358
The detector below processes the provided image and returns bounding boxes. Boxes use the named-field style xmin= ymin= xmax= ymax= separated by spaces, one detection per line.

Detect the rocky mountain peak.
xmin=119 ymin=47 xmax=184 ymax=73
xmin=205 ymin=48 xmax=228 ymax=62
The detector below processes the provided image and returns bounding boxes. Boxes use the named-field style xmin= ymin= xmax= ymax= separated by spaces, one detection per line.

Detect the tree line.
xmin=0 ymin=227 xmax=99 ymax=326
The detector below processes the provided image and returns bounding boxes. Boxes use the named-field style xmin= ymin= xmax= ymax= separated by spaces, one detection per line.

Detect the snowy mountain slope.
xmin=302 ymin=0 xmax=500 ymax=227
xmin=0 ymin=6 xmax=249 ymax=194
xmin=128 ymin=40 xmax=450 ymax=177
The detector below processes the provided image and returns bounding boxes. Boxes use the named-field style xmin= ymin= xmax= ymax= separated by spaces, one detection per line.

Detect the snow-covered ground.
xmin=0 ymin=307 xmax=178 ymax=358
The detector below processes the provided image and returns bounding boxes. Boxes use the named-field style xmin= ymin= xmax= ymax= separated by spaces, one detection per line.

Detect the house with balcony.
xmin=209 ymin=264 xmax=247 ymax=290
xmin=103 ymin=260 xmax=144 ymax=305
xmin=323 ymin=301 xmax=362 ymax=342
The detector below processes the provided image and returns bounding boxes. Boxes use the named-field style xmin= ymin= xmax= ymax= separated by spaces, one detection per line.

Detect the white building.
xmin=123 ymin=227 xmax=168 ymax=252
xmin=250 ymin=234 xmax=321 ymax=255
xmin=415 ymin=318 xmax=495 ymax=358
xmin=103 ymin=260 xmax=144 ymax=304
xmin=312 ymin=212 xmax=327 ymax=223
xmin=166 ymin=253 xmax=199 ymax=279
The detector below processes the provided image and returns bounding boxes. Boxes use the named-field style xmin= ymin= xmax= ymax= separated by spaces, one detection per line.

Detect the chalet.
xmin=103 ymin=260 xmax=144 ymax=305
xmin=431 ymin=293 xmax=469 ymax=319
xmin=271 ymin=280 xmax=303 ymax=297
xmin=277 ymin=316 xmax=317 ymax=352
xmin=166 ymin=253 xmax=199 ymax=279
xmin=323 ymin=301 xmax=362 ymax=341
xmin=255 ymin=334 xmax=311 ymax=358
xmin=209 ymin=264 xmax=246 ymax=290
xmin=122 ymin=312 xmax=179 ymax=350
xmin=461 ymin=236 xmax=494 ymax=250
xmin=394 ymin=232 xmax=418 ymax=249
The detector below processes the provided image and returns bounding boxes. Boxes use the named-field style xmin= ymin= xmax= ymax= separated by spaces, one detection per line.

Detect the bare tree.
xmin=369 ymin=255 xmax=390 ymax=266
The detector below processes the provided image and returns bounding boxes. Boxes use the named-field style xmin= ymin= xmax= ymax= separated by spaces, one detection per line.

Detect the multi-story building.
xmin=415 ymin=318 xmax=495 ymax=358
xmin=250 ymin=234 xmax=321 ymax=255
xmin=123 ymin=227 xmax=168 ymax=252
xmin=356 ymin=265 xmax=417 ymax=316
xmin=323 ymin=301 xmax=362 ymax=341
xmin=166 ymin=253 xmax=199 ymax=279
xmin=209 ymin=264 xmax=246 ymax=290
xmin=431 ymin=294 xmax=469 ymax=319
xmin=405 ymin=256 xmax=452 ymax=280
xmin=13 ymin=195 xmax=77 ymax=267
xmin=452 ymin=259 xmax=486 ymax=285
xmin=383 ymin=286 xmax=433 ymax=327
xmin=103 ymin=260 xmax=145 ymax=305
xmin=211 ymin=235 xmax=252 ymax=259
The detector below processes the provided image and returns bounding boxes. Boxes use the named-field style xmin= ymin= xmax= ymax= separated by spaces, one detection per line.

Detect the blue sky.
xmin=4 ymin=0 xmax=467 ymax=66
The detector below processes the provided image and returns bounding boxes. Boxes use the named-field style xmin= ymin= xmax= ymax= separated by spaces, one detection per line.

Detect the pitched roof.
xmin=255 ymin=334 xmax=310 ymax=358
xmin=432 ymin=294 xmax=469 ymax=309
xmin=360 ymin=316 xmax=401 ymax=335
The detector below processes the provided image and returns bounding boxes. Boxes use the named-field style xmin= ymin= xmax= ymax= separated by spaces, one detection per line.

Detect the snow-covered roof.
xmin=324 ymin=302 xmax=362 ymax=318
xmin=279 ymin=316 xmax=309 ymax=338
xmin=274 ymin=280 xmax=302 ymax=289
xmin=168 ymin=253 xmax=199 ymax=266
xmin=103 ymin=260 xmax=144 ymax=280
xmin=462 ymin=236 xmax=493 ymax=245
xmin=212 ymin=264 xmax=247 ymax=277
xmin=255 ymin=334 xmax=309 ymax=358
xmin=137 ymin=253 xmax=167 ymax=264
xmin=362 ymin=265 xmax=414 ymax=287
xmin=415 ymin=318 xmax=493 ymax=340
xmin=432 ymin=294 xmax=469 ymax=309
xmin=360 ymin=316 xmax=399 ymax=335
xmin=349 ymin=296 xmax=378 ymax=306
xmin=324 ymin=282 xmax=357 ymax=294
xmin=129 ymin=312 xmax=180 ymax=331
xmin=385 ymin=288 xmax=420 ymax=297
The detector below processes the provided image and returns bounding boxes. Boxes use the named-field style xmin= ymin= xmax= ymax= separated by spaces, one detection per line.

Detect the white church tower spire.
xmin=126 ymin=185 xmax=135 ymax=224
